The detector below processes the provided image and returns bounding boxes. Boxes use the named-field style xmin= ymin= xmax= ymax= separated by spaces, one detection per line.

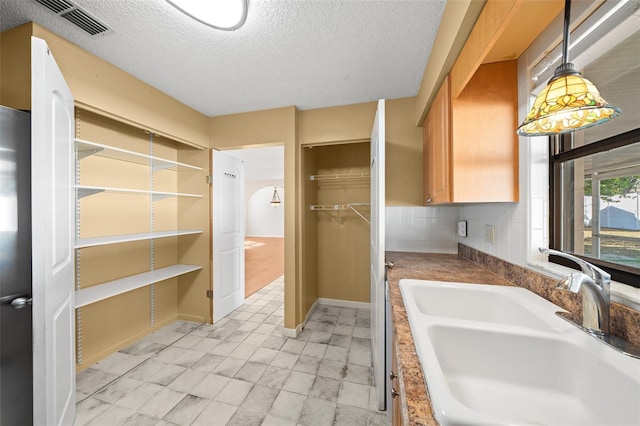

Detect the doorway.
xmin=224 ymin=147 xmax=285 ymax=299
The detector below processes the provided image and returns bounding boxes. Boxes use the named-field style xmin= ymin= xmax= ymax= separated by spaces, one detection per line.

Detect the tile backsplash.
xmin=385 ymin=206 xmax=459 ymax=253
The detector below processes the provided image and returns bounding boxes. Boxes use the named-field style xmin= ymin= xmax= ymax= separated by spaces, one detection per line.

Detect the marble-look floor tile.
xmin=338 ymin=381 xmax=371 ymax=409
xmin=240 ymin=385 xmax=279 ymax=413
xmin=147 ymin=363 xmax=187 ymax=386
xmin=301 ymin=342 xmax=328 ymax=359
xmin=137 ymin=385 xmax=186 ymax=419
xmin=233 ymin=361 xmax=267 ymax=383
xmin=93 ymin=377 xmax=142 ymax=404
xmin=192 ymin=400 xmax=237 ymax=426
xmin=225 ymin=407 xmax=266 ymax=426
xmin=268 ymin=390 xmax=306 ymax=423
xmin=317 ymin=359 xmax=346 ymax=380
xmin=298 ymin=396 xmax=337 ymax=426
xmin=214 ymin=378 xmax=254 ymax=406
xmin=86 ymin=404 xmax=136 ymax=425
xmin=212 ymin=357 xmax=245 ymax=378
xmin=76 ymin=368 xmax=119 ymax=396
xmin=309 ymin=376 xmax=341 ymax=402
xmin=167 ymin=368 xmax=207 ymax=393
xmin=293 ymin=355 xmax=321 ymax=375
xmin=269 ymin=350 xmax=299 ymax=369
xmin=75 ymin=280 xmax=384 ymax=426
xmin=282 ymin=370 xmax=316 ymax=396
xmin=343 ymin=363 xmax=372 ymax=385
xmin=191 ymin=353 xmax=226 ymax=373
xmin=74 ymin=397 xmax=112 ymax=426
xmin=190 ymin=373 xmax=230 ymax=399
xmin=119 ymin=340 xmax=166 ymax=358
xmin=162 ymin=394 xmax=210 ymax=425
xmin=257 ymin=365 xmax=290 ymax=390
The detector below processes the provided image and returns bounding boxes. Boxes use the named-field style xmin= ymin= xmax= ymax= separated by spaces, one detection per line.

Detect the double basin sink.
xmin=400 ymin=279 xmax=640 ymax=426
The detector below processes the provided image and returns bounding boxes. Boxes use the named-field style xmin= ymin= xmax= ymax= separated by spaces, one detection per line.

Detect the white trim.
xmin=306 ymin=298 xmax=320 ymax=321
xmin=283 ymin=325 xmax=301 ymax=338
xmin=317 ymin=298 xmax=371 ymax=310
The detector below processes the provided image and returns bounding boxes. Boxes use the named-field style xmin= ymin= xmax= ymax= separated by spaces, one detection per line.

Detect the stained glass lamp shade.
xmin=517 ymin=0 xmax=621 ymax=136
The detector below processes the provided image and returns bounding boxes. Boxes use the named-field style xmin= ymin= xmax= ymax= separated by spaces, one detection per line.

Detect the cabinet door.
xmin=391 ymin=336 xmax=403 ymax=426
xmin=423 ymin=76 xmax=451 ymax=205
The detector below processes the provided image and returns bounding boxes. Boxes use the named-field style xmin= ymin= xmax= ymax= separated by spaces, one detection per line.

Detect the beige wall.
xmin=1 ymin=24 xmax=211 ymax=369
xmin=2 ymin=20 xmax=430 ymax=351
xmin=210 ymin=107 xmax=301 ymax=328
xmin=0 ymin=23 xmax=210 ymax=148
xmin=314 ymin=143 xmax=371 ymax=303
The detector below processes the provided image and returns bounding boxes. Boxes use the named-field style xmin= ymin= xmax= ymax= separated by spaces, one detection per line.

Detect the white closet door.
xmin=212 ymin=150 xmax=245 ymax=322
xmin=31 ymin=36 xmax=76 ymax=426
xmin=370 ymin=99 xmax=386 ymax=411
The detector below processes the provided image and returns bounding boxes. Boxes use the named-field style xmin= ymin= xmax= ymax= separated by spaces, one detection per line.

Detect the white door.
xmin=212 ymin=150 xmax=245 ymax=322
xmin=31 ymin=37 xmax=76 ymax=426
xmin=370 ymin=99 xmax=386 ymax=410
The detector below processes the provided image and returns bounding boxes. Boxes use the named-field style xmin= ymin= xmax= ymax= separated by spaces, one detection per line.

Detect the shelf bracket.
xmin=77 ymin=187 xmax=105 ymax=199
xmin=77 ymin=147 xmax=104 ymax=160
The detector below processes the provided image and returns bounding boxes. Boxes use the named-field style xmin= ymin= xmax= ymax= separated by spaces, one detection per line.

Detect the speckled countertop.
xmin=385 ymin=249 xmax=640 ymax=425
xmin=385 ymin=251 xmax=515 ymax=425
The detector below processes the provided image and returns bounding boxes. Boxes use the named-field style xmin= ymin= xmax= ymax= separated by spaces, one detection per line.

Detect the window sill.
xmin=527 ymin=260 xmax=640 ymax=312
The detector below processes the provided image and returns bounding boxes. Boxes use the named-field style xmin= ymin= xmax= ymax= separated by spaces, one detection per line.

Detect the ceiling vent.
xmin=35 ymin=0 xmax=112 ymax=36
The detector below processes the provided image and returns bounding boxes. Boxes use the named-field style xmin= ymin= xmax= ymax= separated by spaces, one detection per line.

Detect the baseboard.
xmin=317 ymin=297 xmax=371 ymax=310
xmin=283 ymin=324 xmax=301 ymax=338
xmin=283 ymin=297 xmax=369 ymax=337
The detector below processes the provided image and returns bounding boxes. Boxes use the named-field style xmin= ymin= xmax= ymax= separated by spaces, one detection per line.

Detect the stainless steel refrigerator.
xmin=0 ymin=105 xmax=33 ymax=425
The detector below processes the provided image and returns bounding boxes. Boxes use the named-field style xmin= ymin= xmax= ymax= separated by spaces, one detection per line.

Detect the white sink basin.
xmin=401 ymin=279 xmax=562 ymax=329
xmin=399 ymin=279 xmax=640 ymax=426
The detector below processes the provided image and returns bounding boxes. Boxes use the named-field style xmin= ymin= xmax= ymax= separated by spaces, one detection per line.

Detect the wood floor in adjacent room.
xmin=245 ymin=237 xmax=284 ymax=298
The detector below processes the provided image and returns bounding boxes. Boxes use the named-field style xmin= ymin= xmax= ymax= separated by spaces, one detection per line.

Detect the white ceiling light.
xmin=166 ymin=0 xmax=248 ymax=31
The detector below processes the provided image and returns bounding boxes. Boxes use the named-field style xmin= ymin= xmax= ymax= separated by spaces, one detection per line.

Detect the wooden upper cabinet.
xmin=423 ymin=61 xmax=518 ymax=205
xmin=423 ymin=76 xmax=451 ymax=205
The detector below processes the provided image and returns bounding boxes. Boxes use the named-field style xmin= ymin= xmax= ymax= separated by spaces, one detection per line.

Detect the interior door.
xmin=370 ymin=99 xmax=386 ymax=410
xmin=212 ymin=150 xmax=245 ymax=322
xmin=31 ymin=37 xmax=76 ymax=425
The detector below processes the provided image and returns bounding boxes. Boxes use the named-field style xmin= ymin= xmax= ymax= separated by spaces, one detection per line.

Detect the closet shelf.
xmin=75 ymin=230 xmax=202 ymax=249
xmin=75 ymin=139 xmax=202 ymax=172
xmin=309 ymin=172 xmax=370 ymax=181
xmin=309 ymin=203 xmax=371 ymax=211
xmin=76 ymin=185 xmax=202 ymax=200
xmin=75 ymin=264 xmax=202 ymax=308
xmin=310 ymin=203 xmax=371 ymax=224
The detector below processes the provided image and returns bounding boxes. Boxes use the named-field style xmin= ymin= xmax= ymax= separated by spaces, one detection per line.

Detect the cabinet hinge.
xmin=206 ymin=176 xmax=213 ymax=184
xmin=206 ymin=289 xmax=213 ymax=299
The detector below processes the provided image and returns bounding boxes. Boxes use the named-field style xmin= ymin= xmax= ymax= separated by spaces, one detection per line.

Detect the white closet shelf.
xmin=309 ymin=203 xmax=371 ymax=210
xmin=76 ymin=185 xmax=202 ymax=200
xmin=75 ymin=230 xmax=202 ymax=248
xmin=309 ymin=173 xmax=370 ymax=181
xmin=75 ymin=139 xmax=202 ymax=172
xmin=310 ymin=203 xmax=371 ymax=224
xmin=75 ymin=264 xmax=202 ymax=308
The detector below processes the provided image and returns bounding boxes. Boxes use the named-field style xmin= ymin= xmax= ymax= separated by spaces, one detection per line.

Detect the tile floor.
xmin=75 ymin=276 xmax=388 ymax=425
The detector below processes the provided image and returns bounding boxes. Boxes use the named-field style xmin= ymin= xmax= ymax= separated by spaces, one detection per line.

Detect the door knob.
xmin=10 ymin=297 xmax=32 ymax=310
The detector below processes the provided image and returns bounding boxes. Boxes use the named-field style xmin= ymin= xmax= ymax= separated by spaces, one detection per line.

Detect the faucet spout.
xmin=539 ymin=248 xmax=611 ymax=335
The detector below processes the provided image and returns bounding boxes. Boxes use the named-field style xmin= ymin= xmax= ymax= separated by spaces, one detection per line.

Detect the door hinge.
xmin=206 ymin=175 xmax=213 ymax=184
xmin=206 ymin=289 xmax=213 ymax=299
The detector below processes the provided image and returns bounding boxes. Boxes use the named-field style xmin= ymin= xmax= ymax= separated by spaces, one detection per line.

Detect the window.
xmin=549 ymin=24 xmax=640 ymax=287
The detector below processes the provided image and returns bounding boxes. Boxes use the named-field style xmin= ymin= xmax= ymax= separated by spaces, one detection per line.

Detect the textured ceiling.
xmin=0 ymin=0 xmax=446 ymax=117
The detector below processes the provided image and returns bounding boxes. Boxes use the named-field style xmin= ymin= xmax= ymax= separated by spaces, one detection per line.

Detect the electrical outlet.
xmin=484 ymin=224 xmax=495 ymax=243
xmin=457 ymin=221 xmax=467 ymax=237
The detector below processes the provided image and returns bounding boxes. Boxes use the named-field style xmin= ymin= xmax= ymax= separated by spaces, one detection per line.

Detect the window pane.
xmin=561 ymin=144 xmax=640 ymax=271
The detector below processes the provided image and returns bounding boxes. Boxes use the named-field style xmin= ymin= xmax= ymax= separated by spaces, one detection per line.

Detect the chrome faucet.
xmin=539 ymin=248 xmax=610 ymax=335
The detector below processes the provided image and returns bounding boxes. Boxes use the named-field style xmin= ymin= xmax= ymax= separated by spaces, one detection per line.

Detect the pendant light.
xmin=516 ymin=0 xmax=621 ymax=136
xmin=270 ymin=187 xmax=281 ymax=207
